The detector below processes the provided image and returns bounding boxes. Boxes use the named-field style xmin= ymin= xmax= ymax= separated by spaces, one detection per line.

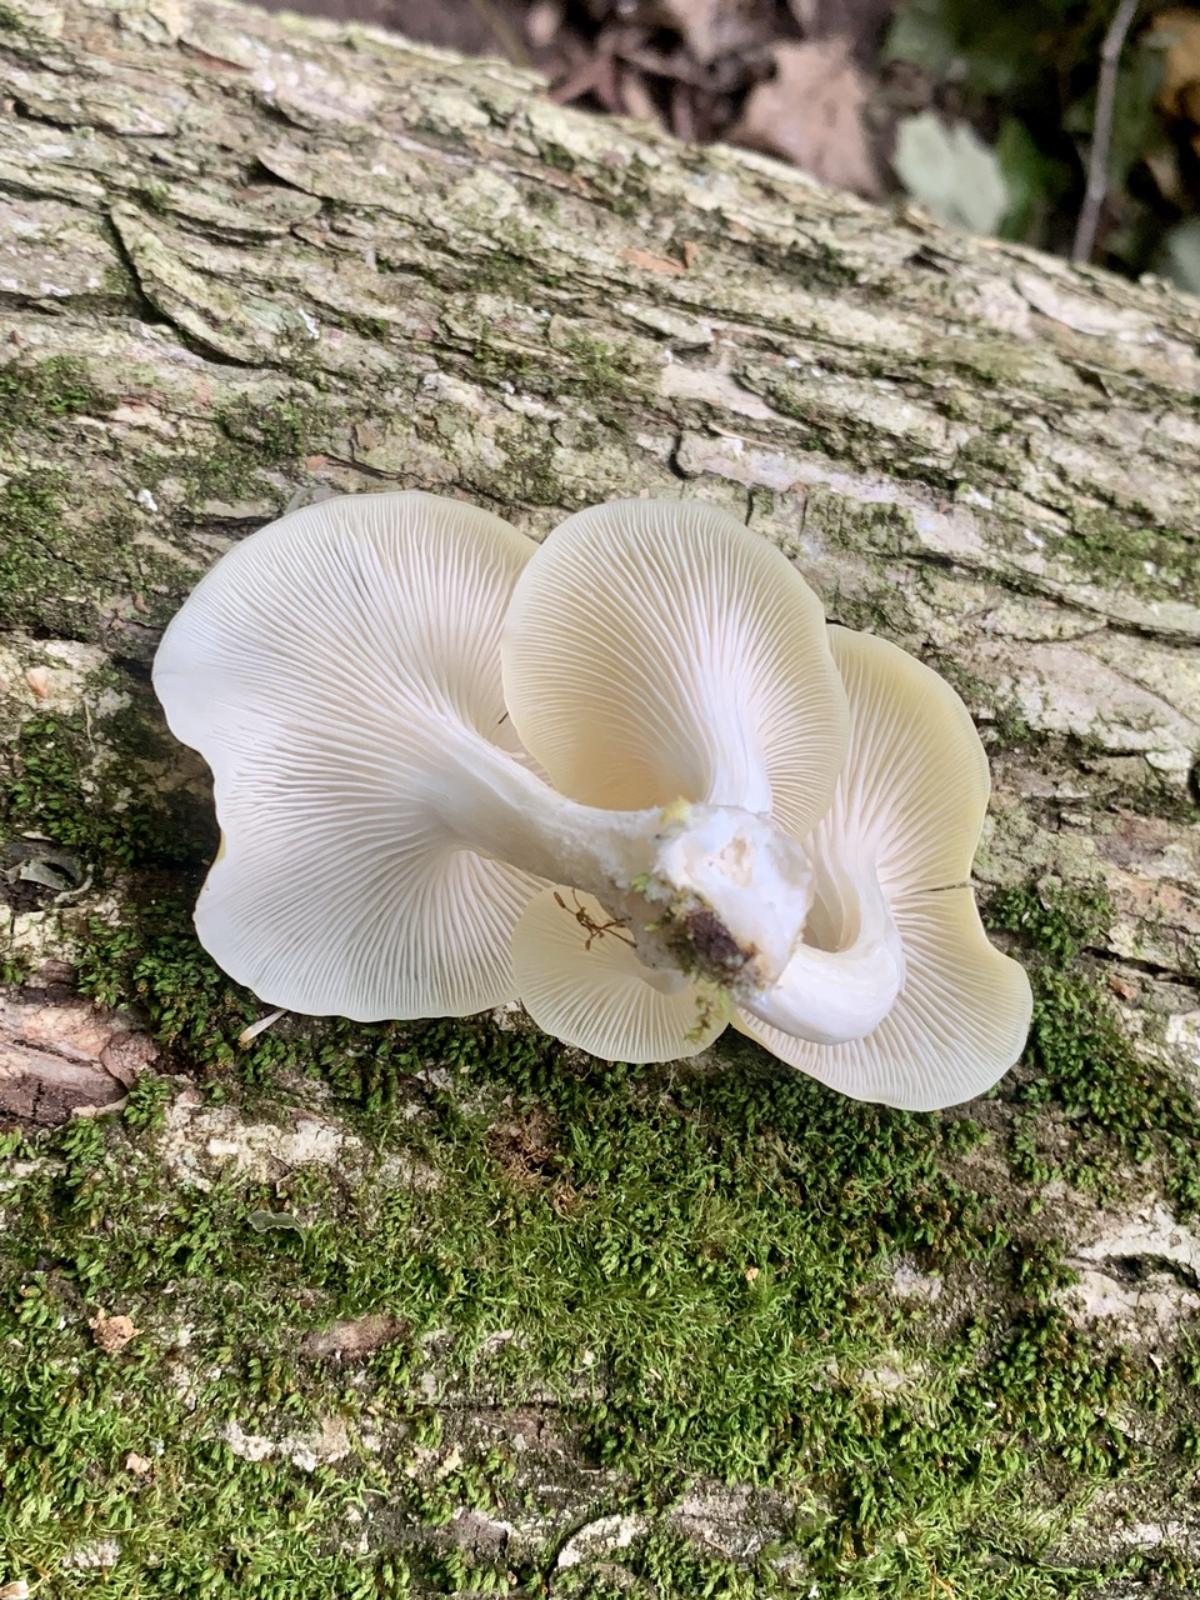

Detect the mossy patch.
xmin=555 ymin=329 xmax=635 ymax=404
xmin=1049 ymin=508 xmax=1198 ymax=597
xmin=3 ymin=963 xmax=1196 ymax=1594
xmin=176 ymin=392 xmax=336 ymax=509
xmin=2 ymin=706 xmax=215 ymax=881
xmin=988 ymin=880 xmax=1200 ymax=1214
xmin=928 ymin=655 xmax=1037 ymax=750
xmin=0 ymin=383 xmax=342 ymax=640
xmin=0 ymin=474 xmax=127 ymax=638
xmin=2 ymin=861 xmax=1197 ymax=1593
xmin=988 ymin=881 xmax=1114 ymax=969
xmin=3 ymin=684 xmax=1200 ymax=1593
xmin=496 ymin=429 xmax=570 ymax=508
xmin=466 ymin=324 xmax=638 ymax=411
xmin=0 ymin=356 xmax=107 ymax=443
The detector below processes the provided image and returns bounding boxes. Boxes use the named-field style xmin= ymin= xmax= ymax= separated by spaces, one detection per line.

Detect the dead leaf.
xmin=787 ymin=0 xmax=895 ymax=45
xmin=125 ymin=1452 xmax=152 ymax=1475
xmin=552 ymin=50 xmax=621 ymax=111
xmin=620 ymin=246 xmax=686 ymax=275
xmin=526 ymin=1 xmax=563 ymax=52
xmin=24 ymin=667 xmax=49 ymax=700
xmin=655 ymin=0 xmax=775 ymax=67
xmin=302 ymin=1313 xmax=407 ymax=1361
xmin=731 ymin=38 xmax=882 ymax=198
xmin=1150 ymin=8 xmax=1200 ymax=123
xmin=486 ymin=1107 xmax=564 ymax=1190
xmin=89 ymin=1310 xmax=140 ymax=1354
xmin=670 ymin=79 xmax=697 ymax=140
xmin=1144 ymin=143 xmax=1186 ymax=207
xmin=0 ymin=1582 xmax=30 ymax=1599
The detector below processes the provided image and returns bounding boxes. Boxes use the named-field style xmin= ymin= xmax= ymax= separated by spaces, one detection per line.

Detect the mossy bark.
xmin=1 ymin=1 xmax=1199 ymax=1595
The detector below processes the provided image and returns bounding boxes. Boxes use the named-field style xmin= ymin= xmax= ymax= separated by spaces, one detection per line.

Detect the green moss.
xmin=526 ymin=185 xmax=560 ymax=217
xmin=2 ymin=994 xmax=1167 ymax=1596
xmin=3 ymin=866 xmax=1195 ymax=1597
xmin=464 ymin=243 xmax=564 ymax=297
xmin=468 ymin=325 xmax=635 ymax=412
xmin=138 ymin=181 xmax=172 ymax=215
xmin=620 ymin=1531 xmax=772 ymax=1598
xmin=558 ymin=330 xmax=630 ymax=403
xmin=498 ymin=430 xmax=568 ymax=507
xmin=1059 ymin=507 xmax=1198 ymax=596
xmin=539 ymin=141 xmax=576 ymax=172
xmin=0 ymin=475 xmax=79 ymax=634
xmin=731 ymin=224 xmax=863 ymax=293
xmin=0 ymin=382 xmax=346 ymax=638
xmin=1 ymin=709 xmax=215 ymax=878
xmin=469 ymin=330 xmax=537 ymax=389
xmin=949 ymin=666 xmax=1036 ymax=749
xmin=0 ymin=356 xmax=106 ymax=442
xmin=1021 ymin=967 xmax=1200 ymax=1213
xmin=344 ymin=312 xmax=392 ymax=342
xmin=988 ymin=880 xmax=1200 ymax=1214
xmin=2 ymin=665 xmax=1195 ymax=1593
xmin=185 ymin=393 xmax=333 ymax=506
xmin=0 ymin=473 xmax=152 ymax=638
xmin=1 ymin=950 xmax=31 ymax=986
xmin=1010 ymin=1237 xmax=1076 ymax=1306
xmin=988 ymin=881 xmax=1114 ymax=967
xmin=0 ymin=363 xmax=286 ymax=639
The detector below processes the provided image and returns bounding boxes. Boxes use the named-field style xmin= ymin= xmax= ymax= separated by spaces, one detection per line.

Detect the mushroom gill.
xmin=736 ymin=627 xmax=1032 ymax=1109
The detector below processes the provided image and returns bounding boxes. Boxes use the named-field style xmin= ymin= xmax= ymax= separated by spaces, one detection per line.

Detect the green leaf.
xmin=885 ymin=0 xmax=962 ymax=80
xmin=995 ymin=117 xmax=1071 ymax=244
xmin=1158 ymin=218 xmax=1200 ymax=296
xmin=246 ymin=1209 xmax=303 ymax=1233
xmin=1065 ymin=38 xmax=1167 ymax=191
xmin=885 ymin=0 xmax=1082 ymax=97
xmin=893 ymin=111 xmax=1010 ymax=236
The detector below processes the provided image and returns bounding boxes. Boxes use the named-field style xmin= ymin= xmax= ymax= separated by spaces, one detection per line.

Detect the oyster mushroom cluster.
xmin=154 ymin=492 xmax=1031 ymax=1110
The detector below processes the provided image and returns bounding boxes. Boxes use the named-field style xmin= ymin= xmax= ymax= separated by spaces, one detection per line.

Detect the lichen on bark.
xmin=1 ymin=0 xmax=1199 ymax=1594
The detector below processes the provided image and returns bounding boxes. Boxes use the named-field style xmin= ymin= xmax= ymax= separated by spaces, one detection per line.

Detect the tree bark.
xmin=1 ymin=0 xmax=1199 ymax=1594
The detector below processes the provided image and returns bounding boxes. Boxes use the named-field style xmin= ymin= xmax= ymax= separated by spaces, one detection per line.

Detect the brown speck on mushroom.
xmin=680 ymin=908 xmax=747 ymax=975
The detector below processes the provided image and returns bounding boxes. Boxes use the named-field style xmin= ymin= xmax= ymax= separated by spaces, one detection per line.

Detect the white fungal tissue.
xmin=154 ymin=492 xmax=1031 ymax=1110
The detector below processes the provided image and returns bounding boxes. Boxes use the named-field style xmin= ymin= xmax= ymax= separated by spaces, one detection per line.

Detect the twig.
xmin=1071 ymin=0 xmax=1141 ymax=265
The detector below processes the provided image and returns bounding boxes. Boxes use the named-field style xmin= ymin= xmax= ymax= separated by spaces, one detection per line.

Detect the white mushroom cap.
xmin=500 ymin=498 xmax=848 ymax=836
xmin=511 ymin=887 xmax=726 ymax=1063
xmin=152 ymin=491 xmax=542 ymax=1021
xmin=737 ymin=627 xmax=1032 ymax=1109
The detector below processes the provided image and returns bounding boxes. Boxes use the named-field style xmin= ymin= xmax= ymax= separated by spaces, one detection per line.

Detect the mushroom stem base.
xmin=437 ymin=733 xmax=813 ymax=987
xmin=738 ymin=865 xmax=905 ymax=1045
